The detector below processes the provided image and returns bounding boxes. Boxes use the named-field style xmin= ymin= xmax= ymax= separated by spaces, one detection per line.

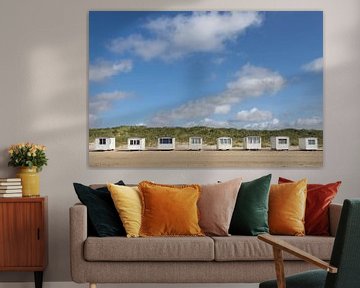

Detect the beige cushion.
xmin=84 ymin=236 xmax=214 ymax=261
xmin=212 ymin=235 xmax=334 ymax=261
xmin=198 ymin=178 xmax=242 ymax=236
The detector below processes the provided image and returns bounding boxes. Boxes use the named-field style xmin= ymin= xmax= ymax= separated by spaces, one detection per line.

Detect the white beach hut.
xmin=157 ymin=137 xmax=175 ymax=150
xmin=94 ymin=137 xmax=115 ymax=151
xmin=189 ymin=137 xmax=203 ymax=150
xmin=299 ymin=137 xmax=318 ymax=150
xmin=270 ymin=136 xmax=289 ymax=150
xmin=217 ymin=137 xmax=232 ymax=150
xmin=243 ymin=136 xmax=261 ymax=150
xmin=127 ymin=138 xmax=146 ymax=151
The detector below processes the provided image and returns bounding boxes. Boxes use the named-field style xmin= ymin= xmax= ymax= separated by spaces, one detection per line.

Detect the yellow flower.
xmin=37 ymin=145 xmax=46 ymax=151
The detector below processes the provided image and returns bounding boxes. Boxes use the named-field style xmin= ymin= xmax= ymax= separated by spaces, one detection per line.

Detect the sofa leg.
xmin=89 ymin=283 xmax=96 ymax=288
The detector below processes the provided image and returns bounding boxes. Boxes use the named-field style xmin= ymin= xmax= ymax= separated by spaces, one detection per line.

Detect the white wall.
xmin=0 ymin=0 xmax=359 ymax=283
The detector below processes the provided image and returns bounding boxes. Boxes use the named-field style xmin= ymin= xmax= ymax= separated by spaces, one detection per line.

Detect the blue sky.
xmin=89 ymin=11 xmax=323 ymax=130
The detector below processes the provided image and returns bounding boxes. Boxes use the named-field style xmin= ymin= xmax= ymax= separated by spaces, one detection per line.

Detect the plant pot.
xmin=16 ymin=167 xmax=40 ymax=197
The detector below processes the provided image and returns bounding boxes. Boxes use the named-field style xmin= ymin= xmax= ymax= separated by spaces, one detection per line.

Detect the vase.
xmin=16 ymin=167 xmax=40 ymax=197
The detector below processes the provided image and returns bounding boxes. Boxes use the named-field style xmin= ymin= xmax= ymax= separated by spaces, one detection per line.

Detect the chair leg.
xmin=273 ymin=247 xmax=286 ymax=288
xmin=89 ymin=283 xmax=97 ymax=288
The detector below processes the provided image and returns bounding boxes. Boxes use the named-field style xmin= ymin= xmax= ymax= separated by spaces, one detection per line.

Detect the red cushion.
xmin=278 ymin=177 xmax=341 ymax=236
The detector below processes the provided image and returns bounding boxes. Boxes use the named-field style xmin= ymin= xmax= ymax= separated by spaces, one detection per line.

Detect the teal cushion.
xmin=260 ymin=269 xmax=327 ymax=288
xmin=229 ymin=174 xmax=271 ymax=236
xmin=73 ymin=181 xmax=126 ymax=237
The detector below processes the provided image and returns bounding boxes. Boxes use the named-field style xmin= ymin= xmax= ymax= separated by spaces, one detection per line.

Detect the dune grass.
xmin=89 ymin=126 xmax=323 ymax=148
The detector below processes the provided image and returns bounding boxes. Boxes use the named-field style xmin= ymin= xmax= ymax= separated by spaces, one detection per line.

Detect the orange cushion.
xmin=138 ymin=181 xmax=204 ymax=237
xmin=269 ymin=179 xmax=307 ymax=236
xmin=279 ymin=177 xmax=341 ymax=235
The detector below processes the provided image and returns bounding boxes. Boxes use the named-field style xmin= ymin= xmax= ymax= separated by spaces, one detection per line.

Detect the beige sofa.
xmin=70 ymin=203 xmax=342 ymax=288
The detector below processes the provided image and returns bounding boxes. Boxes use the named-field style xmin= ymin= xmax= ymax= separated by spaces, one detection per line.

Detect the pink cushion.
xmin=198 ymin=178 xmax=242 ymax=236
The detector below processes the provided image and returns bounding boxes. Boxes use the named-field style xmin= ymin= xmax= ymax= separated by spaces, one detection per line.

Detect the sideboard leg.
xmin=90 ymin=283 xmax=97 ymax=288
xmin=34 ymin=271 xmax=43 ymax=288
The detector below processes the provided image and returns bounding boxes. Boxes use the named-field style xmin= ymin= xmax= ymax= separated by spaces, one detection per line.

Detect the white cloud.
xmin=244 ymin=118 xmax=281 ymax=130
xmin=235 ymin=108 xmax=272 ymax=121
xmin=213 ymin=57 xmax=225 ymax=65
xmin=89 ymin=91 xmax=131 ymax=127
xmin=294 ymin=116 xmax=322 ymax=129
xmin=109 ymin=35 xmax=167 ymax=61
xmin=214 ymin=104 xmax=231 ymax=114
xmin=94 ymin=91 xmax=129 ymax=102
xmin=109 ymin=11 xmax=263 ymax=61
xmin=149 ymin=64 xmax=285 ymax=126
xmin=301 ymin=57 xmax=323 ymax=73
xmin=186 ymin=118 xmax=230 ymax=128
xmin=226 ymin=64 xmax=285 ymax=96
xmin=89 ymin=60 xmax=132 ymax=82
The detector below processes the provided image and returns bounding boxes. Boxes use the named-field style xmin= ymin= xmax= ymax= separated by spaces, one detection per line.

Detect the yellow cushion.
xmin=269 ymin=179 xmax=307 ymax=236
xmin=138 ymin=181 xmax=204 ymax=237
xmin=107 ymin=183 xmax=142 ymax=238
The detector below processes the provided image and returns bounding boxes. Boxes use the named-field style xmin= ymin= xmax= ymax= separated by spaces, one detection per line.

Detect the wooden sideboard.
xmin=0 ymin=197 xmax=48 ymax=288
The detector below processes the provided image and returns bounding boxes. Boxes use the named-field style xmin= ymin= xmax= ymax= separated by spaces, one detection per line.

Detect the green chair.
xmin=258 ymin=199 xmax=360 ymax=288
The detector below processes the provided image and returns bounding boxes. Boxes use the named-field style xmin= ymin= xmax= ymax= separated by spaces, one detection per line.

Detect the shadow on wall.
xmin=0 ymin=1 xmax=87 ymax=283
xmin=0 ymin=149 xmax=10 ymax=177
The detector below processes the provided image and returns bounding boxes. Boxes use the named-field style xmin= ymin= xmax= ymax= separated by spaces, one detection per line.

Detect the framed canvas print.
xmin=88 ymin=11 xmax=323 ymax=168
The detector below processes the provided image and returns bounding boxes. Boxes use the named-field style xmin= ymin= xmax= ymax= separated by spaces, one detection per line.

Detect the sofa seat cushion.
xmin=84 ymin=236 xmax=214 ymax=261
xmin=212 ymin=236 xmax=334 ymax=261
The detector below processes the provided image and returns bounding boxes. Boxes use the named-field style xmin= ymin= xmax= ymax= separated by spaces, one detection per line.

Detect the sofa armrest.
xmin=69 ymin=203 xmax=88 ymax=283
xmin=329 ymin=203 xmax=342 ymax=237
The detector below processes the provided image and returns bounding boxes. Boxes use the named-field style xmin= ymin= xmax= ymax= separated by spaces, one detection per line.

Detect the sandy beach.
xmin=88 ymin=147 xmax=323 ymax=168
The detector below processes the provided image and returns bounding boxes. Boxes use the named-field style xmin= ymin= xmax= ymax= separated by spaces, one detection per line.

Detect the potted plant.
xmin=8 ymin=143 xmax=48 ymax=197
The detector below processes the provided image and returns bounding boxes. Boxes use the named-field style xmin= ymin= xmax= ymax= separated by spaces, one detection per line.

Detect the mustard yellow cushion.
xmin=269 ymin=179 xmax=307 ymax=236
xmin=107 ymin=183 xmax=142 ymax=238
xmin=138 ymin=181 xmax=204 ymax=237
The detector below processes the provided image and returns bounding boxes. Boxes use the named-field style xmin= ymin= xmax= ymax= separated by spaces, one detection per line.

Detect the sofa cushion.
xmin=279 ymin=177 xmax=341 ymax=236
xmin=212 ymin=236 xmax=334 ymax=261
xmin=229 ymin=174 xmax=271 ymax=236
xmin=73 ymin=181 xmax=126 ymax=237
xmin=107 ymin=184 xmax=142 ymax=238
xmin=84 ymin=236 xmax=214 ymax=262
xmin=139 ymin=181 xmax=203 ymax=237
xmin=269 ymin=179 xmax=307 ymax=236
xmin=199 ymin=178 xmax=242 ymax=236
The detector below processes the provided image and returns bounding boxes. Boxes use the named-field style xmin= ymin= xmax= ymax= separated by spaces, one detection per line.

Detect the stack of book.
xmin=0 ymin=178 xmax=22 ymax=197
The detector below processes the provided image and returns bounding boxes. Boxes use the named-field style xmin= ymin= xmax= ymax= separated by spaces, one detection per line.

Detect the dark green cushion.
xmin=229 ymin=174 xmax=271 ymax=235
xmin=260 ymin=269 xmax=327 ymax=288
xmin=73 ymin=181 xmax=126 ymax=237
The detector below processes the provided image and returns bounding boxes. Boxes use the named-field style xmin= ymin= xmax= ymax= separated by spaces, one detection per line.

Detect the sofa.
xmin=70 ymin=201 xmax=342 ymax=287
